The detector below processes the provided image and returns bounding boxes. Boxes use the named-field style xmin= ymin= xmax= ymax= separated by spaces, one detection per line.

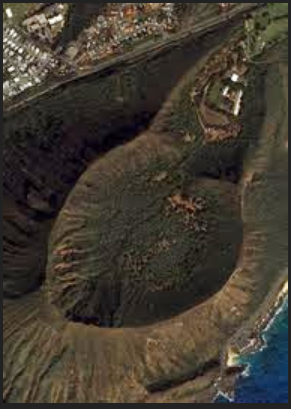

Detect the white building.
xmin=231 ymin=73 xmax=240 ymax=83
xmin=233 ymin=89 xmax=244 ymax=117
xmin=5 ymin=8 xmax=13 ymax=19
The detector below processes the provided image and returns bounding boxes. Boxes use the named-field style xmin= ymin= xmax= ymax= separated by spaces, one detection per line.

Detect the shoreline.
xmin=229 ymin=271 xmax=288 ymax=357
xmin=214 ymin=271 xmax=288 ymax=402
xmin=240 ymin=279 xmax=288 ymax=356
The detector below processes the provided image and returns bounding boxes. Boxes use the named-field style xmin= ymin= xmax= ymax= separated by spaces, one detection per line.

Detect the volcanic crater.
xmin=3 ymin=25 xmax=288 ymax=403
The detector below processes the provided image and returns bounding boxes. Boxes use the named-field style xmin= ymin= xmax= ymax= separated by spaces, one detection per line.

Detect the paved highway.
xmin=4 ymin=3 xmax=262 ymax=115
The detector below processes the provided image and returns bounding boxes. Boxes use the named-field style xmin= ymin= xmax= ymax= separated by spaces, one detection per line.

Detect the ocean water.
xmin=216 ymin=297 xmax=288 ymax=404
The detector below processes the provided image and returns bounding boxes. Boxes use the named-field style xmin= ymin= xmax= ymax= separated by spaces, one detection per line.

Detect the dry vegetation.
xmin=3 ymin=10 xmax=288 ymax=401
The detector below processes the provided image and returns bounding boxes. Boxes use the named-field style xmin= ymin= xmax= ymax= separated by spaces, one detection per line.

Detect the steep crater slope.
xmin=3 ymin=26 xmax=234 ymax=297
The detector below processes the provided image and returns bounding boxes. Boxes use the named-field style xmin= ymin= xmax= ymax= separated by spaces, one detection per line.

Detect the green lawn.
xmin=263 ymin=18 xmax=288 ymax=44
xmin=3 ymin=3 xmax=34 ymax=24
xmin=207 ymin=80 xmax=223 ymax=106
xmin=244 ymin=3 xmax=288 ymax=59
xmin=268 ymin=3 xmax=288 ymax=19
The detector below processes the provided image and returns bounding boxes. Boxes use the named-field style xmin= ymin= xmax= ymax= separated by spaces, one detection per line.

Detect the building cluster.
xmin=3 ymin=3 xmax=73 ymax=103
xmin=22 ymin=3 xmax=68 ymax=45
xmin=3 ymin=22 xmax=58 ymax=102
xmin=213 ymin=50 xmax=248 ymax=119
xmin=3 ymin=3 xmax=178 ymax=103
xmin=191 ymin=37 xmax=249 ymax=143
xmin=221 ymin=73 xmax=245 ymax=117
xmin=65 ymin=3 xmax=177 ymax=67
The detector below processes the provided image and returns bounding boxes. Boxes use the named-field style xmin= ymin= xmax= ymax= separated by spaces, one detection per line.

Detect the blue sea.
xmin=216 ymin=297 xmax=288 ymax=404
